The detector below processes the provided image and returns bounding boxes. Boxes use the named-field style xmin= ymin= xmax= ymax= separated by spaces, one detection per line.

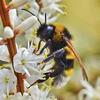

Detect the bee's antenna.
xmin=22 ymin=9 xmax=42 ymax=25
xmin=45 ymin=13 xmax=47 ymax=24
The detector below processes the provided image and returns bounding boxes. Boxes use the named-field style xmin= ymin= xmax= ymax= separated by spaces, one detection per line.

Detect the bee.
xmin=22 ymin=9 xmax=88 ymax=88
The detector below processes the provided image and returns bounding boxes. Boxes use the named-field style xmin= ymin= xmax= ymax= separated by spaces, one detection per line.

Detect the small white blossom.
xmin=14 ymin=48 xmax=35 ymax=74
xmin=0 ymin=69 xmax=17 ymax=94
xmin=14 ymin=47 xmax=44 ymax=75
xmin=29 ymin=85 xmax=57 ymax=100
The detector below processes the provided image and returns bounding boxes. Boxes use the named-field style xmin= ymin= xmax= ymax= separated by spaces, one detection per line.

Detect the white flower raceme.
xmin=0 ymin=69 xmax=17 ymax=94
xmin=78 ymin=79 xmax=100 ymax=100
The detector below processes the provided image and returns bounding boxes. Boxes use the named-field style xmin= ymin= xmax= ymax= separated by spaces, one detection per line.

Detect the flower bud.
xmin=8 ymin=0 xmax=29 ymax=9
xmin=4 ymin=27 xmax=14 ymax=39
xmin=14 ymin=16 xmax=37 ymax=36
xmin=9 ymin=9 xmax=21 ymax=28
xmin=0 ymin=45 xmax=10 ymax=62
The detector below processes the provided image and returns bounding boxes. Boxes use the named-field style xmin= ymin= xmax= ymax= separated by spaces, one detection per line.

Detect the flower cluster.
xmin=0 ymin=0 xmax=65 ymax=99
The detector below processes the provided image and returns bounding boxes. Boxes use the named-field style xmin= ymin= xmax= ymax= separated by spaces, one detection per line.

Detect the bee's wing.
xmin=63 ymin=36 xmax=88 ymax=81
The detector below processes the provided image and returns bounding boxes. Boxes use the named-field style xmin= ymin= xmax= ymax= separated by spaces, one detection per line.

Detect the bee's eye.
xmin=47 ymin=26 xmax=53 ymax=31
xmin=47 ymin=26 xmax=53 ymax=35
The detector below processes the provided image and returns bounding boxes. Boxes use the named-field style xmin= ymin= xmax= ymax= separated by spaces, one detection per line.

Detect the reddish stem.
xmin=0 ymin=0 xmax=24 ymax=94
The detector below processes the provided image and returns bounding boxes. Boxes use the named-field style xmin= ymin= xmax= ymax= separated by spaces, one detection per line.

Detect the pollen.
xmin=21 ymin=59 xmax=27 ymax=65
xmin=3 ymin=77 xmax=9 ymax=84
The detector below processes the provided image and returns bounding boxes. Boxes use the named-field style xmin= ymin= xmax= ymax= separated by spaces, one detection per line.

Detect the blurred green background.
xmin=0 ymin=0 xmax=100 ymax=100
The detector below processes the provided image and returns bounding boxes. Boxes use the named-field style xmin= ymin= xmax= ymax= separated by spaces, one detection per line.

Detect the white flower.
xmin=0 ymin=69 xmax=17 ymax=94
xmin=29 ymin=85 xmax=57 ymax=100
xmin=13 ymin=47 xmax=44 ymax=75
xmin=78 ymin=79 xmax=100 ymax=100
xmin=0 ymin=45 xmax=10 ymax=62
xmin=14 ymin=48 xmax=36 ymax=74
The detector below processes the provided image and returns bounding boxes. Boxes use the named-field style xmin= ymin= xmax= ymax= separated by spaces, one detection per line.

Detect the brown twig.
xmin=0 ymin=0 xmax=24 ymax=94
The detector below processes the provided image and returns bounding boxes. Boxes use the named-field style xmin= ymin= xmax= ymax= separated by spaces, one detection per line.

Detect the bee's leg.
xmin=38 ymin=39 xmax=52 ymax=55
xmin=38 ymin=60 xmax=65 ymax=82
xmin=36 ymin=60 xmax=65 ymax=83
xmin=28 ymin=60 xmax=65 ymax=88
xmin=27 ymin=73 xmax=50 ymax=88
xmin=33 ymin=40 xmax=42 ymax=53
xmin=41 ymin=49 xmax=66 ymax=77
xmin=37 ymin=40 xmax=42 ymax=51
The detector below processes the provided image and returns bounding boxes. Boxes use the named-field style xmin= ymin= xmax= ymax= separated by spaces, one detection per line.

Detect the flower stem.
xmin=0 ymin=0 xmax=24 ymax=94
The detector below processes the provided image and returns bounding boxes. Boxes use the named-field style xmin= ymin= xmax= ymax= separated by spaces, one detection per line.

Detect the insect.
xmin=22 ymin=9 xmax=88 ymax=88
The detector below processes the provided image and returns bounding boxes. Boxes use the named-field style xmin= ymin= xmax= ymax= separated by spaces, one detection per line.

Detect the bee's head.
xmin=22 ymin=9 xmax=54 ymax=41
xmin=37 ymin=24 xmax=54 ymax=41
